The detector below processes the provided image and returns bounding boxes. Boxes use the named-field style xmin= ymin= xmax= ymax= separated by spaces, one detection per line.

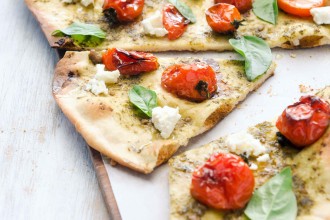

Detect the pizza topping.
xmin=252 ymin=0 xmax=278 ymax=24
xmin=245 ymin=167 xmax=297 ymax=220
xmin=52 ymin=22 xmax=106 ymax=47
xmin=103 ymin=0 xmax=144 ymax=22
xmin=151 ymin=106 xmax=181 ymax=139
xmin=62 ymin=0 xmax=94 ymax=7
xmin=129 ymin=85 xmax=157 ymax=118
xmin=229 ymin=36 xmax=272 ymax=81
xmin=310 ymin=6 xmax=330 ymax=25
xmin=190 ymin=153 xmax=255 ymax=210
xmin=278 ymin=0 xmax=326 ymax=17
xmin=276 ymin=95 xmax=330 ymax=147
xmin=206 ymin=3 xmax=242 ymax=33
xmin=215 ymin=0 xmax=252 ymax=13
xmin=225 ymin=131 xmax=267 ymax=157
xmin=102 ymin=48 xmax=159 ymax=75
xmin=256 ymin=153 xmax=270 ymax=162
xmin=167 ymin=0 xmax=197 ymax=23
xmin=142 ymin=11 xmax=168 ymax=37
xmin=161 ymin=62 xmax=217 ymax=102
xmin=163 ymin=4 xmax=190 ymax=40
xmin=95 ymin=64 xmax=120 ymax=84
xmin=85 ymin=79 xmax=108 ymax=96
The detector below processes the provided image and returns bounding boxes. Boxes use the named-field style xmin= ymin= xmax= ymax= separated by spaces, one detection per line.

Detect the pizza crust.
xmin=25 ymin=0 xmax=330 ymax=51
xmin=169 ymin=86 xmax=330 ymax=220
xmin=52 ymin=51 xmax=275 ymax=173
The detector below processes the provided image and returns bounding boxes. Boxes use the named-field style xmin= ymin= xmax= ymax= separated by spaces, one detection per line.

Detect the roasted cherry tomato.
xmin=161 ymin=62 xmax=217 ymax=102
xmin=278 ymin=0 xmax=326 ymax=17
xmin=163 ymin=4 xmax=190 ymax=40
xmin=276 ymin=95 xmax=330 ymax=147
xmin=190 ymin=153 xmax=255 ymax=210
xmin=103 ymin=0 xmax=144 ymax=22
xmin=214 ymin=0 xmax=252 ymax=13
xmin=206 ymin=3 xmax=242 ymax=33
xmin=102 ymin=48 xmax=159 ymax=75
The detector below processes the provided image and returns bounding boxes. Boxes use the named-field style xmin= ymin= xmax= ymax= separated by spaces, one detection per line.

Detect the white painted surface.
xmin=103 ymin=48 xmax=330 ymax=220
xmin=0 ymin=1 xmax=108 ymax=219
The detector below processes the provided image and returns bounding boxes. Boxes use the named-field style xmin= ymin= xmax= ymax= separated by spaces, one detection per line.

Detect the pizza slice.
xmin=169 ymin=86 xmax=330 ymax=219
xmin=52 ymin=49 xmax=275 ymax=173
xmin=25 ymin=0 xmax=330 ymax=51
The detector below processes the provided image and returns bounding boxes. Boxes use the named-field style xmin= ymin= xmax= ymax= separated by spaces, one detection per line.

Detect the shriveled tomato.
xmin=206 ymin=3 xmax=242 ymax=33
xmin=103 ymin=0 xmax=144 ymax=22
xmin=163 ymin=4 xmax=190 ymax=40
xmin=190 ymin=153 xmax=255 ymax=210
xmin=102 ymin=48 xmax=159 ymax=75
xmin=278 ymin=0 xmax=326 ymax=17
xmin=161 ymin=62 xmax=217 ymax=102
xmin=276 ymin=95 xmax=330 ymax=147
xmin=214 ymin=0 xmax=252 ymax=13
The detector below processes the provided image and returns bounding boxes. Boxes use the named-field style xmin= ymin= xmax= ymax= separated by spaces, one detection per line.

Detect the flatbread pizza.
xmin=169 ymin=86 xmax=330 ymax=219
xmin=25 ymin=0 xmax=330 ymax=51
xmin=52 ymin=50 xmax=275 ymax=173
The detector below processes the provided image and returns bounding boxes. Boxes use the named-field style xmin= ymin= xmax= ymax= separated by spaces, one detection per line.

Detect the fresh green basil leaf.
xmin=52 ymin=22 xmax=106 ymax=46
xmin=253 ymin=0 xmax=278 ymax=25
xmin=129 ymin=85 xmax=157 ymax=118
xmin=168 ymin=0 xmax=196 ymax=23
xmin=244 ymin=167 xmax=297 ymax=220
xmin=229 ymin=36 xmax=272 ymax=81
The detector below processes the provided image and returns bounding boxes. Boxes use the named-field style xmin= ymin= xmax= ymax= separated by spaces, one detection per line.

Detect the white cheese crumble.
xmin=142 ymin=11 xmax=168 ymax=37
xmin=249 ymin=162 xmax=258 ymax=170
xmin=310 ymin=7 xmax=330 ymax=25
xmin=151 ymin=106 xmax=181 ymax=139
xmin=225 ymin=131 xmax=267 ymax=157
xmin=85 ymin=78 xmax=108 ymax=95
xmin=95 ymin=64 xmax=120 ymax=84
xmin=257 ymin=153 xmax=270 ymax=162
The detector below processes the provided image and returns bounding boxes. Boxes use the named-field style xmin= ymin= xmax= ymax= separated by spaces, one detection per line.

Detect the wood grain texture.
xmin=0 ymin=0 xmax=109 ymax=219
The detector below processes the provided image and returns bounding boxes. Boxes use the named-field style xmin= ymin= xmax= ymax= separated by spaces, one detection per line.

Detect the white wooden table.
xmin=0 ymin=1 xmax=109 ymax=219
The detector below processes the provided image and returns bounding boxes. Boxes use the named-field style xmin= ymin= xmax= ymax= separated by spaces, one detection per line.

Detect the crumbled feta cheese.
xmin=95 ymin=64 xmax=120 ymax=84
xmin=151 ymin=106 xmax=181 ymax=139
xmin=311 ymin=7 xmax=330 ymax=25
xmin=142 ymin=11 xmax=168 ymax=37
xmin=225 ymin=131 xmax=267 ymax=157
xmin=80 ymin=0 xmax=94 ymax=7
xmin=249 ymin=162 xmax=258 ymax=170
xmin=85 ymin=78 xmax=108 ymax=95
xmin=257 ymin=154 xmax=270 ymax=162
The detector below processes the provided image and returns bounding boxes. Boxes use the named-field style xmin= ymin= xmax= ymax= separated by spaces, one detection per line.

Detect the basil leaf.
xmin=229 ymin=36 xmax=272 ymax=81
xmin=52 ymin=22 xmax=106 ymax=46
xmin=129 ymin=85 xmax=157 ymax=118
xmin=244 ymin=167 xmax=297 ymax=220
xmin=168 ymin=0 xmax=196 ymax=23
xmin=253 ymin=0 xmax=278 ymax=25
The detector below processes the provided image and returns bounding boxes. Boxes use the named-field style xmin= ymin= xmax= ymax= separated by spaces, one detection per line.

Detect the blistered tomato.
xmin=102 ymin=48 xmax=159 ymax=75
xmin=161 ymin=62 xmax=217 ymax=102
xmin=103 ymin=0 xmax=144 ymax=22
xmin=214 ymin=0 xmax=252 ymax=13
xmin=206 ymin=3 xmax=242 ymax=33
xmin=190 ymin=153 xmax=255 ymax=210
xmin=163 ymin=4 xmax=190 ymax=40
xmin=276 ymin=95 xmax=330 ymax=147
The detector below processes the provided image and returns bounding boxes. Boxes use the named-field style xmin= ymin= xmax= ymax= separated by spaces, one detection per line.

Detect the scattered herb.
xmin=253 ymin=0 xmax=278 ymax=25
xmin=244 ymin=167 xmax=297 ymax=220
xmin=195 ymin=80 xmax=209 ymax=98
xmin=129 ymin=85 xmax=157 ymax=118
xmin=168 ymin=0 xmax=196 ymax=23
xmin=229 ymin=36 xmax=272 ymax=81
xmin=52 ymin=22 xmax=106 ymax=47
